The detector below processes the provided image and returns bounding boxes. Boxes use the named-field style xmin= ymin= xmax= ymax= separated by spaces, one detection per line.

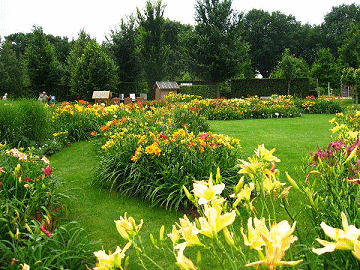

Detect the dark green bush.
xmin=0 ymin=99 xmax=50 ymax=147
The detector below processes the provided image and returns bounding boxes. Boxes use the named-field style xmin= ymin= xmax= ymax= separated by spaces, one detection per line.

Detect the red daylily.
xmin=23 ymin=177 xmax=32 ymax=182
xmin=41 ymin=165 xmax=52 ymax=176
xmin=40 ymin=223 xmax=52 ymax=237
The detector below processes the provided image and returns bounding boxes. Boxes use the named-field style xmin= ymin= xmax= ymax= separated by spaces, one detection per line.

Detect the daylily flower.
xmin=41 ymin=165 xmax=52 ymax=176
xmin=40 ymin=223 xmax=52 ymax=237
xmin=313 ymin=212 xmax=360 ymax=255
xmin=198 ymin=206 xmax=236 ymax=239
xmin=174 ymin=242 xmax=198 ymax=270
xmin=192 ymin=174 xmax=225 ymax=205
xmin=241 ymin=217 xmax=266 ymax=250
xmin=21 ymin=264 xmax=30 ymax=270
xmin=0 ymin=167 xmax=5 ymax=173
xmin=237 ymin=157 xmax=260 ymax=176
xmin=24 ymin=177 xmax=32 ymax=182
xmin=177 ymin=215 xmax=203 ymax=247
xmin=41 ymin=156 xmax=50 ymax=164
xmin=246 ymin=220 xmax=302 ymax=269
xmin=255 ymin=144 xmax=281 ymax=162
xmin=94 ymin=242 xmax=131 ymax=270
xmin=115 ymin=213 xmax=143 ymax=241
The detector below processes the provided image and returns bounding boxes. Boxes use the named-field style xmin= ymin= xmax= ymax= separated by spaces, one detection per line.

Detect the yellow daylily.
xmin=241 ymin=217 xmax=266 ymax=251
xmin=255 ymin=144 xmax=281 ymax=163
xmin=174 ymin=242 xmax=198 ymax=270
xmin=198 ymin=206 xmax=236 ymax=239
xmin=313 ymin=212 xmax=360 ymax=255
xmin=21 ymin=264 xmax=30 ymax=270
xmin=114 ymin=213 xmax=143 ymax=241
xmin=168 ymin=224 xmax=181 ymax=246
xmin=178 ymin=215 xmax=203 ymax=247
xmin=192 ymin=174 xmax=225 ymax=205
xmin=245 ymin=220 xmax=302 ymax=270
xmin=237 ymin=157 xmax=260 ymax=176
xmin=94 ymin=242 xmax=131 ymax=270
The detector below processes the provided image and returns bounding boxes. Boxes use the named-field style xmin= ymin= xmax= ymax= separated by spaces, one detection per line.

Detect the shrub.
xmin=0 ymin=99 xmax=50 ymax=147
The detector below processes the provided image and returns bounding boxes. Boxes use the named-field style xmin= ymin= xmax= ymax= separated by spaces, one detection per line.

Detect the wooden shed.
xmin=154 ymin=81 xmax=180 ymax=101
xmin=92 ymin=91 xmax=111 ymax=106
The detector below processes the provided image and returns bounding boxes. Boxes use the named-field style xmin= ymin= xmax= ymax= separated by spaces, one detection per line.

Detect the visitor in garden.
xmin=2 ymin=93 xmax=7 ymax=100
xmin=38 ymin=91 xmax=49 ymax=103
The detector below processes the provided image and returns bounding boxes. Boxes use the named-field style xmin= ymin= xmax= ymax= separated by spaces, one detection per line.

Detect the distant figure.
xmin=2 ymin=93 xmax=7 ymax=100
xmin=38 ymin=91 xmax=49 ymax=103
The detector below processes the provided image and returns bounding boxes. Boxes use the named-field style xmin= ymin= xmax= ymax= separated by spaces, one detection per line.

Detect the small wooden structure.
xmin=154 ymin=81 xmax=180 ymax=101
xmin=92 ymin=91 xmax=111 ymax=106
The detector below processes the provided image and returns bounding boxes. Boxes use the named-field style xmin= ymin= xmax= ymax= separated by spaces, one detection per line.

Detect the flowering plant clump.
xmin=164 ymin=92 xmax=203 ymax=103
xmin=95 ymin=150 xmax=303 ymax=270
xmin=299 ymin=95 xmax=343 ymax=114
xmin=96 ymin=126 xmax=241 ymax=209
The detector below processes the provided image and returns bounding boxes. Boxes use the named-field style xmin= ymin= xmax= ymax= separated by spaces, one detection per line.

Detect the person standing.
xmin=38 ymin=91 xmax=49 ymax=103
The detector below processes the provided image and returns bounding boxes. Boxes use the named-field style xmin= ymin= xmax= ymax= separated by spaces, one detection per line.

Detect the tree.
xmin=136 ymin=0 xmax=169 ymax=99
xmin=70 ymin=40 xmax=118 ymax=100
xmin=186 ymin=0 xmax=249 ymax=97
xmin=271 ymin=48 xmax=310 ymax=94
xmin=321 ymin=3 xmax=360 ymax=56
xmin=25 ymin=26 xmax=62 ymax=97
xmin=0 ymin=41 xmax=29 ymax=97
xmin=338 ymin=23 xmax=360 ymax=69
xmin=242 ymin=9 xmax=302 ymax=78
xmin=311 ymin=48 xmax=340 ymax=90
xmin=105 ymin=15 xmax=141 ymax=83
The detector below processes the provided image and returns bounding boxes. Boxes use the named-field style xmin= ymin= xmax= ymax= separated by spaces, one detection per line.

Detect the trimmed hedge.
xmin=229 ymin=78 xmax=310 ymax=98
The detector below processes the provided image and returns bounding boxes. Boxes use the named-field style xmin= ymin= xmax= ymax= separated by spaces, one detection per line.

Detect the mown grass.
xmin=50 ymin=114 xmax=335 ymax=268
xmin=51 ymin=140 xmax=182 ymax=268
xmin=209 ymin=114 xmax=334 ymax=176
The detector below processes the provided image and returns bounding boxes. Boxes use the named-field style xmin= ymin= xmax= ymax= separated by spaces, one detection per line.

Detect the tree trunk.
xmin=287 ymin=80 xmax=291 ymax=95
xmin=215 ymin=83 xmax=220 ymax=98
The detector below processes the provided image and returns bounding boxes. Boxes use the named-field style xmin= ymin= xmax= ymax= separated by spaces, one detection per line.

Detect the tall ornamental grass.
xmin=0 ymin=99 xmax=50 ymax=147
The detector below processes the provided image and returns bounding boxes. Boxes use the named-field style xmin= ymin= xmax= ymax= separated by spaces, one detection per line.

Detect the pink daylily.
xmin=41 ymin=165 xmax=52 ymax=176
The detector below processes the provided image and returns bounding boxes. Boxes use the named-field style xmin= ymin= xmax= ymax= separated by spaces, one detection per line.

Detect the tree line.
xmin=0 ymin=0 xmax=359 ymax=100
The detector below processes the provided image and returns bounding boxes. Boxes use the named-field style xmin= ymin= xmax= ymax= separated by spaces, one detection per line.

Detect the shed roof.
xmin=154 ymin=81 xmax=180 ymax=90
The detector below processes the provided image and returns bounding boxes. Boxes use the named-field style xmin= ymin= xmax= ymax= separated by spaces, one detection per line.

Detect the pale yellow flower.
xmin=246 ymin=220 xmax=302 ymax=269
xmin=174 ymin=242 xmax=198 ymax=270
xmin=192 ymin=175 xmax=225 ymax=205
xmin=94 ymin=242 xmax=131 ymax=270
xmin=313 ymin=212 xmax=360 ymax=255
xmin=237 ymin=157 xmax=260 ymax=176
xmin=255 ymin=144 xmax=281 ymax=162
xmin=21 ymin=263 xmax=30 ymax=270
xmin=178 ymin=215 xmax=203 ymax=247
xmin=114 ymin=213 xmax=143 ymax=241
xmin=241 ymin=217 xmax=266 ymax=250
xmin=198 ymin=206 xmax=236 ymax=238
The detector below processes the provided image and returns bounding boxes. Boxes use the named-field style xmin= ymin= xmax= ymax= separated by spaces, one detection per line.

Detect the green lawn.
xmin=50 ymin=114 xmax=335 ymax=268
xmin=209 ymin=114 xmax=334 ymax=176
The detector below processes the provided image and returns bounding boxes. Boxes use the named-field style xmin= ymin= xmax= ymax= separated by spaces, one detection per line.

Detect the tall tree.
xmin=0 ymin=41 xmax=29 ymax=97
xmin=25 ymin=26 xmax=61 ymax=97
xmin=242 ymin=9 xmax=301 ymax=78
xmin=136 ymin=0 xmax=169 ymax=99
xmin=338 ymin=23 xmax=360 ymax=69
xmin=311 ymin=48 xmax=340 ymax=90
xmin=186 ymin=0 xmax=249 ymax=97
xmin=105 ymin=15 xmax=141 ymax=83
xmin=271 ymin=48 xmax=310 ymax=94
xmin=70 ymin=40 xmax=118 ymax=100
xmin=321 ymin=3 xmax=360 ymax=57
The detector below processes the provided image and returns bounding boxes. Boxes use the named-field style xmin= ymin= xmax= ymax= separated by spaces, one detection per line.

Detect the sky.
xmin=0 ymin=0 xmax=356 ymax=43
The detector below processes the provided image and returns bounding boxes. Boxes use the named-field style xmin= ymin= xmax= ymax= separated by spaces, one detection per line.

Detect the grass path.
xmin=50 ymin=140 xmax=182 ymax=251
